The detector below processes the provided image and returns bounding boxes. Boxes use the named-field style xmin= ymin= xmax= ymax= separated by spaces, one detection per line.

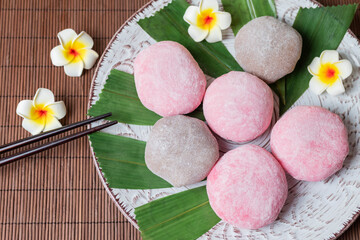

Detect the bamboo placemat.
xmin=0 ymin=0 xmax=359 ymax=239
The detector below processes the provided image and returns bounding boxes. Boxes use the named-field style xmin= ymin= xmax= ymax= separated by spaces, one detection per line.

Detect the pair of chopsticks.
xmin=0 ymin=112 xmax=117 ymax=167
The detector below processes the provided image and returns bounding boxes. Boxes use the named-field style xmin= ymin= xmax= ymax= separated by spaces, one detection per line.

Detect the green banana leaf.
xmin=135 ymin=186 xmax=220 ymax=240
xmin=87 ymin=69 xmax=204 ymax=125
xmin=88 ymin=70 xmax=161 ymax=125
xmin=138 ymin=0 xmax=242 ymax=78
xmin=89 ymin=132 xmax=172 ymax=189
xmin=221 ymin=0 xmax=276 ymax=35
xmin=280 ymin=4 xmax=358 ymax=114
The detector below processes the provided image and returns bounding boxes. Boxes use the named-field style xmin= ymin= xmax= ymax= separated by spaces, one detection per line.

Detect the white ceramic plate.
xmin=88 ymin=0 xmax=360 ymax=239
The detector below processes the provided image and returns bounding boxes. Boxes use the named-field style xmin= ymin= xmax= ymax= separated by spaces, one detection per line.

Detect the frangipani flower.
xmin=50 ymin=29 xmax=99 ymax=77
xmin=183 ymin=0 xmax=231 ymax=43
xmin=16 ymin=88 xmax=66 ymax=135
xmin=308 ymin=50 xmax=352 ymax=96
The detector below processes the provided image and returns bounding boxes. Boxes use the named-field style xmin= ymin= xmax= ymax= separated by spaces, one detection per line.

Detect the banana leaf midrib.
xmin=102 ymin=88 xmax=141 ymax=101
xmin=161 ymin=7 xmax=233 ymax=72
xmin=142 ymin=200 xmax=210 ymax=232
xmin=135 ymin=186 xmax=220 ymax=239
xmin=246 ymin=0 xmax=257 ymax=18
xmin=96 ymin=155 xmax=147 ymax=166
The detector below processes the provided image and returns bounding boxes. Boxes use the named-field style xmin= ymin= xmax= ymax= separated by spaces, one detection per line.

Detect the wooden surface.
xmin=0 ymin=0 xmax=359 ymax=239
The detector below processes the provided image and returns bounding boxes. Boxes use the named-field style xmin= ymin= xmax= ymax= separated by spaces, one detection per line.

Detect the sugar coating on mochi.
xmin=270 ymin=106 xmax=349 ymax=181
xmin=203 ymin=71 xmax=273 ymax=143
xmin=134 ymin=41 xmax=206 ymax=117
xmin=145 ymin=115 xmax=219 ymax=187
xmin=235 ymin=16 xmax=302 ymax=83
xmin=207 ymin=145 xmax=288 ymax=229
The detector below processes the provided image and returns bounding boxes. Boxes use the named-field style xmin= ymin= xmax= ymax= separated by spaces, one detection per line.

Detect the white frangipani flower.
xmin=183 ymin=0 xmax=231 ymax=43
xmin=308 ymin=50 xmax=352 ymax=96
xmin=50 ymin=29 xmax=99 ymax=77
xmin=16 ymin=88 xmax=66 ymax=135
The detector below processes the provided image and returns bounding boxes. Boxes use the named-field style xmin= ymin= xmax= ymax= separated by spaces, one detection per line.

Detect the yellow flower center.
xmin=318 ymin=63 xmax=340 ymax=85
xmin=30 ymin=104 xmax=53 ymax=125
xmin=62 ymin=40 xmax=84 ymax=63
xmin=197 ymin=9 xmax=217 ymax=30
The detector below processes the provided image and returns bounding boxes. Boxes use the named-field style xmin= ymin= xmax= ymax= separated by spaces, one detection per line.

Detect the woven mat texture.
xmin=0 ymin=0 xmax=359 ymax=239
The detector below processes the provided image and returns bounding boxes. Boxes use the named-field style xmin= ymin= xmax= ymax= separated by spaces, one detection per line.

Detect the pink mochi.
xmin=203 ymin=71 xmax=273 ymax=142
xmin=134 ymin=41 xmax=206 ymax=117
xmin=271 ymin=106 xmax=349 ymax=181
xmin=207 ymin=145 xmax=288 ymax=229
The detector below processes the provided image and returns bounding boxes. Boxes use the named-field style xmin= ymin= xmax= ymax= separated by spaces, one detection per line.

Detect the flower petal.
xmin=64 ymin=57 xmax=84 ymax=77
xmin=214 ymin=12 xmax=231 ymax=30
xmin=307 ymin=57 xmax=321 ymax=76
xmin=16 ymin=100 xmax=34 ymax=119
xmin=334 ymin=59 xmax=352 ymax=79
xmin=50 ymin=45 xmax=73 ymax=66
xmin=326 ymin=78 xmax=345 ymax=96
xmin=309 ymin=76 xmax=328 ymax=95
xmin=320 ymin=50 xmax=339 ymax=64
xmin=57 ymin=29 xmax=77 ymax=49
xmin=72 ymin=31 xmax=94 ymax=50
xmin=44 ymin=115 xmax=62 ymax=132
xmin=78 ymin=49 xmax=99 ymax=69
xmin=46 ymin=101 xmax=66 ymax=119
xmin=22 ymin=118 xmax=45 ymax=135
xmin=34 ymin=88 xmax=55 ymax=106
xmin=200 ymin=0 xmax=219 ymax=12
xmin=205 ymin=25 xmax=222 ymax=43
xmin=183 ymin=6 xmax=199 ymax=25
xmin=188 ymin=25 xmax=208 ymax=42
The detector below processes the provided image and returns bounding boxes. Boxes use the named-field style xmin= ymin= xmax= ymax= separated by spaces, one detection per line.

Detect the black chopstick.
xmin=0 ymin=120 xmax=117 ymax=167
xmin=0 ymin=112 xmax=112 ymax=154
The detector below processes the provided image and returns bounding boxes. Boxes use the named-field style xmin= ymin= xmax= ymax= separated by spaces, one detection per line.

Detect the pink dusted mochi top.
xmin=270 ymin=106 xmax=349 ymax=181
xmin=207 ymin=145 xmax=288 ymax=229
xmin=133 ymin=41 xmax=206 ymax=117
xmin=203 ymin=71 xmax=273 ymax=142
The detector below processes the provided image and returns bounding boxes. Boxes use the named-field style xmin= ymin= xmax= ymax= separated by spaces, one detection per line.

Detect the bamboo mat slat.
xmin=0 ymin=0 xmax=359 ymax=239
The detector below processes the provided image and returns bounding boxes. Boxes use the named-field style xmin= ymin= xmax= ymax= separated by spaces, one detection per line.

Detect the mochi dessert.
xmin=207 ymin=145 xmax=288 ymax=229
xmin=134 ymin=41 xmax=206 ymax=117
xmin=203 ymin=71 xmax=273 ymax=142
xmin=271 ymin=106 xmax=349 ymax=181
xmin=145 ymin=115 xmax=219 ymax=187
xmin=235 ymin=16 xmax=302 ymax=83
